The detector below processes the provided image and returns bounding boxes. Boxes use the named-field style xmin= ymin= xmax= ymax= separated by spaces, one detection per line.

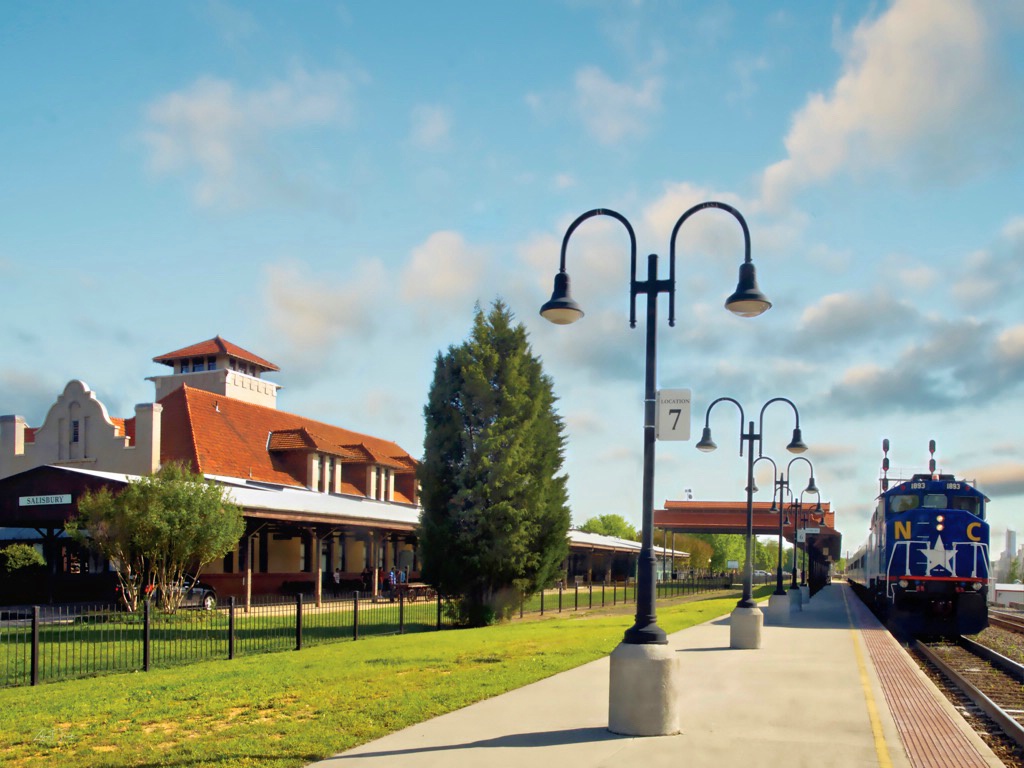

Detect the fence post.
xmin=353 ymin=591 xmax=360 ymax=640
xmin=588 ymin=583 xmax=593 ymax=610
xmin=436 ymin=591 xmax=442 ymax=630
xmin=295 ymin=595 xmax=303 ymax=651
xmin=30 ymin=606 xmax=39 ymax=686
xmin=574 ymin=583 xmax=579 ymax=612
xmin=540 ymin=589 xmax=545 ymax=615
xmin=399 ymin=592 xmax=405 ymax=635
xmin=228 ymin=597 xmax=236 ymax=660
xmin=141 ymin=600 xmax=151 ymax=672
xmin=558 ymin=584 xmax=563 ymax=613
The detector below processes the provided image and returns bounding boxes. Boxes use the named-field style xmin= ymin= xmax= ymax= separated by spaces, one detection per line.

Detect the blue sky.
xmin=3 ymin=0 xmax=1023 ymax=560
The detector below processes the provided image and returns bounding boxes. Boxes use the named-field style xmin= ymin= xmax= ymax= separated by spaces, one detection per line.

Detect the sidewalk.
xmin=307 ymin=584 xmax=998 ymax=768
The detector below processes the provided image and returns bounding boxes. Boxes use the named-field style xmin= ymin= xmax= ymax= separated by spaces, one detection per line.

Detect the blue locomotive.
xmin=848 ymin=440 xmax=989 ymax=636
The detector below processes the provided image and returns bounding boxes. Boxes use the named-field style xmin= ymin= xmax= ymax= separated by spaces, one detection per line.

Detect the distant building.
xmin=0 ymin=336 xmax=653 ymax=604
xmin=992 ymin=529 xmax=1022 ymax=583
xmin=0 ymin=336 xmax=420 ymax=603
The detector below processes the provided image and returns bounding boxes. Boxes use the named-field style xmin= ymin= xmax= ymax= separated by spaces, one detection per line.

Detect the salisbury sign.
xmin=19 ymin=494 xmax=72 ymax=507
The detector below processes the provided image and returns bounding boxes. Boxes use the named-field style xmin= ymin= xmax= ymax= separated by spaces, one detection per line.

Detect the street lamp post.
xmin=751 ymin=455 xmax=789 ymax=623
xmin=780 ymin=457 xmax=817 ymax=612
xmin=540 ymin=202 xmax=770 ymax=735
xmin=696 ymin=397 xmax=806 ymax=648
xmin=799 ymin=494 xmax=824 ymax=599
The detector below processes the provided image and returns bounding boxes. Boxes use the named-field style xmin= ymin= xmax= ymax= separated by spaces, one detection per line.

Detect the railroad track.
xmin=912 ymin=636 xmax=1024 ymax=756
xmin=991 ymin=611 xmax=1024 ymax=634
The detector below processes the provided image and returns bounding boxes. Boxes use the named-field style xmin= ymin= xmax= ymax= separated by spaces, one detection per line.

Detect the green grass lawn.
xmin=0 ymin=587 xmax=757 ymax=768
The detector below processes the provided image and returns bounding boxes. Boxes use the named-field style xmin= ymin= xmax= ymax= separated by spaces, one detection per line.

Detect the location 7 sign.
xmin=656 ymin=389 xmax=691 ymax=441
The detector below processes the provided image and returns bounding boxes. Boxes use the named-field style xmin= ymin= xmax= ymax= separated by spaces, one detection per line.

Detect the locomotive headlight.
xmin=936 ymin=515 xmax=945 ymax=522
xmin=936 ymin=524 xmax=944 ymax=531
xmin=898 ymin=579 xmax=909 ymax=589
xmin=972 ymin=582 xmax=983 ymax=591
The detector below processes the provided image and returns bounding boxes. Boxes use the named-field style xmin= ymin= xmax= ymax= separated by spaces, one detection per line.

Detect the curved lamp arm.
xmin=758 ymin=397 xmax=807 ymax=456
xmin=752 ymin=455 xmax=779 ymax=507
xmin=695 ymin=396 xmax=745 ymax=456
xmin=541 ymin=208 xmax=638 ymax=327
xmin=786 ymin=456 xmax=818 ymax=494
xmin=670 ymin=201 xmax=770 ymax=318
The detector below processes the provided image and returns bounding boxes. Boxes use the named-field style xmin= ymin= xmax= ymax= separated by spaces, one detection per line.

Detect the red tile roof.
xmin=153 ymin=336 xmax=280 ymax=372
xmin=267 ymin=428 xmax=363 ymax=459
xmin=157 ymin=385 xmax=417 ymax=489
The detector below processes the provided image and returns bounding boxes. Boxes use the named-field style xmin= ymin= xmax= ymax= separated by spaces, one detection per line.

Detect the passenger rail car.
xmin=848 ymin=440 xmax=989 ymax=636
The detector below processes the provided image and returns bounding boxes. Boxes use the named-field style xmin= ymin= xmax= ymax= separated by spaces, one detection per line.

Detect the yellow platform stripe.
xmin=842 ymin=586 xmax=894 ymax=768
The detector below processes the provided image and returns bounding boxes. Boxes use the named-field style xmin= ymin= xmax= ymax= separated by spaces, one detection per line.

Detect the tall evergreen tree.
xmin=418 ymin=300 xmax=570 ymax=625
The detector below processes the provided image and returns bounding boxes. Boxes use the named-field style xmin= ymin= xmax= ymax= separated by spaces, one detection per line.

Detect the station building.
xmin=0 ymin=337 xmax=669 ymax=605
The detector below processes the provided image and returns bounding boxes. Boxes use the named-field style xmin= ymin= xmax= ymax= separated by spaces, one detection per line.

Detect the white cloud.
xmin=263 ymin=258 xmax=383 ymax=352
xmin=729 ymin=54 xmax=769 ymax=103
xmin=553 ymin=173 xmax=576 ymax=190
xmin=969 ymin=462 xmax=1024 ymax=496
xmin=760 ymin=0 xmax=1014 ymax=210
xmin=995 ymin=325 xmax=1024 ymax=365
xmin=794 ymin=290 xmax=921 ymax=349
xmin=142 ymin=67 xmax=356 ymax=207
xmin=574 ymin=65 xmax=660 ymax=144
xmin=409 ymin=104 xmax=452 ymax=149
xmin=399 ymin=231 xmax=486 ymax=304
xmin=642 ymin=183 xmax=750 ymax=259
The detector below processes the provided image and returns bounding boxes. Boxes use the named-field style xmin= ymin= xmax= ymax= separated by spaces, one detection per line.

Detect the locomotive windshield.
xmin=887 ymin=491 xmax=983 ymax=517
xmin=889 ymin=495 xmax=919 ymax=513
xmin=951 ymin=495 xmax=982 ymax=517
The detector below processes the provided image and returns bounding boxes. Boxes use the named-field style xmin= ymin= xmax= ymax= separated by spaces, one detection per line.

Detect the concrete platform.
xmin=307 ymin=584 xmax=1003 ymax=768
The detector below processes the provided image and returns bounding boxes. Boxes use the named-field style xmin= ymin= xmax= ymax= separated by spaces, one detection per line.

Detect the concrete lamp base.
xmin=729 ymin=604 xmax=764 ymax=649
xmin=788 ymin=587 xmax=803 ymax=612
xmin=800 ymin=585 xmax=810 ymax=603
xmin=765 ymin=593 xmax=790 ymax=624
xmin=608 ymin=642 xmax=681 ymax=736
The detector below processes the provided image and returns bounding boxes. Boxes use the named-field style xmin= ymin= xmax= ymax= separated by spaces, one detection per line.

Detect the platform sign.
xmin=656 ymin=388 xmax=691 ymax=441
xmin=797 ymin=528 xmax=820 ymax=543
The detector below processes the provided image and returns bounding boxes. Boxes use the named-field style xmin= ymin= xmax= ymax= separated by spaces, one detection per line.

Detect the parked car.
xmin=752 ymin=570 xmax=771 ymax=578
xmin=182 ymin=575 xmax=218 ymax=610
xmin=139 ymin=575 xmax=218 ymax=611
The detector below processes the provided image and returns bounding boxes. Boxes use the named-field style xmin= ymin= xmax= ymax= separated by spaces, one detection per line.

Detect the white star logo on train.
xmin=923 ymin=535 xmax=954 ymax=573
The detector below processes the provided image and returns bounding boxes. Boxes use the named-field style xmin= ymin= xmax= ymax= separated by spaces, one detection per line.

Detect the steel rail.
xmin=912 ymin=638 xmax=1024 ymax=750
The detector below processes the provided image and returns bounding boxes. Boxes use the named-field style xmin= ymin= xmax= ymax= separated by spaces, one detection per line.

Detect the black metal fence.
xmin=0 ymin=575 xmax=731 ymax=688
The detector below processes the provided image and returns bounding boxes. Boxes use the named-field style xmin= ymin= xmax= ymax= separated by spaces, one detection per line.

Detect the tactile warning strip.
xmin=846 ymin=591 xmax=991 ymax=768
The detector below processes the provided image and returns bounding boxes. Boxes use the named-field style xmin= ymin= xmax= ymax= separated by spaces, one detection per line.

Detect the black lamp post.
xmin=696 ymin=397 xmax=806 ymax=610
xmin=751 ymin=454 xmax=780 ymax=584
xmin=789 ymin=495 xmax=802 ymax=591
xmin=780 ymin=457 xmax=817 ymax=596
xmin=800 ymin=494 xmax=824 ymax=590
xmin=540 ymin=202 xmax=770 ymax=646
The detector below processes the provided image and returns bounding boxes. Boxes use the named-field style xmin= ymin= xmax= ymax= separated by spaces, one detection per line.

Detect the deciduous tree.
xmin=578 ymin=514 xmax=638 ymax=540
xmin=69 ymin=463 xmax=244 ymax=612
